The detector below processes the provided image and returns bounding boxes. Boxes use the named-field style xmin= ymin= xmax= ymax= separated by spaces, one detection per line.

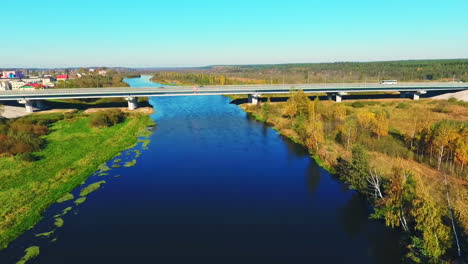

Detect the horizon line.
xmin=1 ymin=57 xmax=468 ymax=70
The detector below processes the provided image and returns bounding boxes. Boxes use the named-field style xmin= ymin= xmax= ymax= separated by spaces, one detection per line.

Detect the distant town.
xmin=0 ymin=68 xmax=109 ymax=90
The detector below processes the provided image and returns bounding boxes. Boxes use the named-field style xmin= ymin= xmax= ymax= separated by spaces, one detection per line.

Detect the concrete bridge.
xmin=0 ymin=82 xmax=466 ymax=112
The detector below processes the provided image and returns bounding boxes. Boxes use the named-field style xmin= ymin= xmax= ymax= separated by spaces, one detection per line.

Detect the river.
xmin=0 ymin=75 xmax=402 ymax=263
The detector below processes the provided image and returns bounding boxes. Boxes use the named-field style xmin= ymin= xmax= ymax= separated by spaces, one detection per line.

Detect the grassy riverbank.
xmin=242 ymin=94 xmax=468 ymax=263
xmin=0 ymin=111 xmax=154 ymax=249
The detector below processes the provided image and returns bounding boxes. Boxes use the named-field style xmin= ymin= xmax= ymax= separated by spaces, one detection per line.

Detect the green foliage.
xmin=372 ymin=168 xmax=416 ymax=229
xmin=260 ymin=98 xmax=272 ymax=121
xmin=54 ymin=71 xmax=129 ymax=88
xmin=410 ymin=184 xmax=452 ymax=263
xmin=396 ymin=102 xmax=410 ymax=109
xmin=351 ymin=101 xmax=365 ymax=108
xmin=204 ymin=59 xmax=468 ymax=83
xmin=151 ymin=72 xmax=245 ymax=85
xmin=337 ymin=145 xmax=370 ymax=193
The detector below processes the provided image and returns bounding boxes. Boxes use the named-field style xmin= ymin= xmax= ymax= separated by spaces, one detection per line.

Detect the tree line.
xmin=254 ymin=91 xmax=467 ymax=263
xmin=158 ymin=59 xmax=468 ymax=84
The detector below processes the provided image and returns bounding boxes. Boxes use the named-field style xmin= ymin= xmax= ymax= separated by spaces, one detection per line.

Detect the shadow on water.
xmin=229 ymin=89 xmax=462 ymax=105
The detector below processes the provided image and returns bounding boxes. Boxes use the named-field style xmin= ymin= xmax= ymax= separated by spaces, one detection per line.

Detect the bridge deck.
xmin=0 ymin=82 xmax=466 ymax=100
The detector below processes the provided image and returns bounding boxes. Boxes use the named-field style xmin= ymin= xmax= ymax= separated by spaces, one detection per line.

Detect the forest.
xmin=150 ymin=59 xmax=468 ymax=85
xmin=244 ymin=92 xmax=468 ymax=263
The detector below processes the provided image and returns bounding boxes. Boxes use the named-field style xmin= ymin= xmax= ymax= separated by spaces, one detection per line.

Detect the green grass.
xmin=0 ymin=113 xmax=154 ymax=249
xmin=80 ymin=181 xmax=106 ymax=197
xmin=15 ymin=246 xmax=40 ymax=264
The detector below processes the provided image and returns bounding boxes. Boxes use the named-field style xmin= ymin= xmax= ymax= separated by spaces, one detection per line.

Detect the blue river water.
xmin=0 ymin=75 xmax=402 ymax=263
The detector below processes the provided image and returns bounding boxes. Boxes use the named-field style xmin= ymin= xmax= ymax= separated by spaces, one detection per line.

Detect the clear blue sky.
xmin=2 ymin=0 xmax=468 ymax=68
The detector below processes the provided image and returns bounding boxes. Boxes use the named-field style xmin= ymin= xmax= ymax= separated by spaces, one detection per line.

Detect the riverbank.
xmin=0 ymin=110 xmax=155 ymax=249
xmin=240 ymin=95 xmax=468 ymax=262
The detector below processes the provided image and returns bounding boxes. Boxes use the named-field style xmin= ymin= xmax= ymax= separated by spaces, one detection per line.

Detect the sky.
xmin=1 ymin=0 xmax=468 ymax=68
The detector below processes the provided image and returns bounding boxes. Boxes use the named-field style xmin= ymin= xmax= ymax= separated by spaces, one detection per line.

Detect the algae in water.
xmin=16 ymin=246 xmax=40 ymax=264
xmin=56 ymin=193 xmax=74 ymax=203
xmin=54 ymin=218 xmax=64 ymax=228
xmin=80 ymin=181 xmax=106 ymax=197
xmin=74 ymin=197 xmax=86 ymax=205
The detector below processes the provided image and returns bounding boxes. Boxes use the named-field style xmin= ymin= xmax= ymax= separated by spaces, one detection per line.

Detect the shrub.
xmin=90 ymin=110 xmax=127 ymax=128
xmin=351 ymin=101 xmax=365 ymax=108
xmin=396 ymin=102 xmax=410 ymax=109
xmin=17 ymin=152 xmax=37 ymax=162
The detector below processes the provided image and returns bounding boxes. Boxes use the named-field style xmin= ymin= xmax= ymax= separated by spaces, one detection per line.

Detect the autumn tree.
xmin=408 ymin=178 xmax=451 ymax=263
xmin=341 ymin=118 xmax=358 ymax=151
xmin=283 ymin=90 xmax=310 ymax=118
xmin=372 ymin=168 xmax=415 ymax=232
xmin=373 ymin=110 xmax=389 ymax=139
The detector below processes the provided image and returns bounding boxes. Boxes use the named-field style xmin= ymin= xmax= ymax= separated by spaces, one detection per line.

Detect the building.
xmin=1 ymin=71 xmax=24 ymax=79
xmin=56 ymin=75 xmax=69 ymax=81
xmin=0 ymin=80 xmax=11 ymax=90
xmin=21 ymin=83 xmax=46 ymax=89
xmin=98 ymin=70 xmax=107 ymax=76
xmin=9 ymin=80 xmax=26 ymax=89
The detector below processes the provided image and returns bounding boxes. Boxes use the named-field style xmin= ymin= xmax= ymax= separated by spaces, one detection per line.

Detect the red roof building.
xmin=22 ymin=83 xmax=46 ymax=89
xmin=56 ymin=75 xmax=69 ymax=80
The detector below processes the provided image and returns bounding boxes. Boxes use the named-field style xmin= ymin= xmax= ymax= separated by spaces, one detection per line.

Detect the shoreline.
xmin=0 ymin=110 xmax=155 ymax=250
xmin=239 ymin=97 xmax=467 ymax=263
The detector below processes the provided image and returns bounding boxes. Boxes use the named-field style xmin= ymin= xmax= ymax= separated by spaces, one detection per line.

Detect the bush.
xmin=351 ymin=101 xmax=365 ymax=108
xmin=90 ymin=110 xmax=127 ymax=128
xmin=396 ymin=102 xmax=410 ymax=109
xmin=17 ymin=153 xmax=37 ymax=162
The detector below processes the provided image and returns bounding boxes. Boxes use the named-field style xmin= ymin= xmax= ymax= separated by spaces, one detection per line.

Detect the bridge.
xmin=0 ymin=82 xmax=466 ymax=112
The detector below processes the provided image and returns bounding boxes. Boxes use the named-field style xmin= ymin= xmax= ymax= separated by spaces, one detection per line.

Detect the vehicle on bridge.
xmin=380 ymin=80 xmax=398 ymax=85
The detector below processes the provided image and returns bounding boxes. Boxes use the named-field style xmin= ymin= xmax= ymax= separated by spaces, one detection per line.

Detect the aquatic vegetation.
xmin=139 ymin=139 xmax=151 ymax=149
xmin=35 ymin=231 xmax=54 ymax=237
xmin=133 ymin=150 xmax=142 ymax=158
xmin=56 ymin=193 xmax=74 ymax=203
xmin=124 ymin=160 xmax=137 ymax=167
xmin=112 ymin=164 xmax=121 ymax=168
xmin=80 ymin=181 xmax=106 ymax=197
xmin=15 ymin=246 xmax=40 ymax=264
xmin=98 ymin=172 xmax=109 ymax=177
xmin=62 ymin=207 xmax=72 ymax=216
xmin=54 ymin=218 xmax=64 ymax=228
xmin=74 ymin=197 xmax=87 ymax=205
xmin=98 ymin=164 xmax=111 ymax=173
xmin=113 ymin=159 xmax=121 ymax=163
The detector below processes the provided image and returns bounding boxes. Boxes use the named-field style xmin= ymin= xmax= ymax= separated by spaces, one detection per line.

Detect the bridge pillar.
xmin=335 ymin=92 xmax=347 ymax=103
xmin=248 ymin=94 xmax=261 ymax=105
xmin=125 ymin=97 xmax=138 ymax=110
xmin=411 ymin=90 xmax=426 ymax=100
xmin=18 ymin=99 xmax=34 ymax=113
xmin=326 ymin=93 xmax=333 ymax=101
